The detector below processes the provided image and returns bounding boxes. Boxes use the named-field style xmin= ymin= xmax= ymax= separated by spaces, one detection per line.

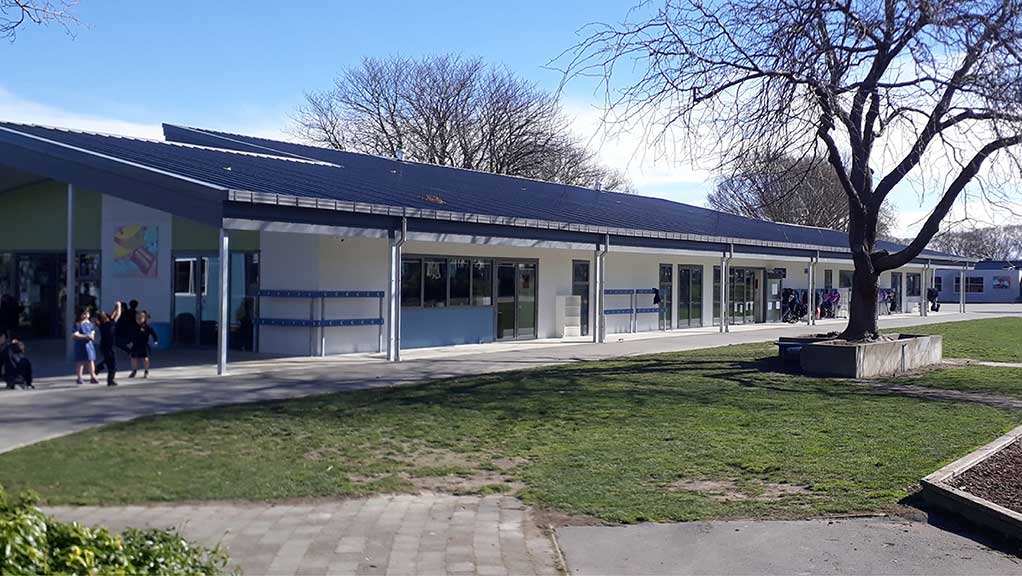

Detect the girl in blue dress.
xmin=72 ymin=307 xmax=99 ymax=385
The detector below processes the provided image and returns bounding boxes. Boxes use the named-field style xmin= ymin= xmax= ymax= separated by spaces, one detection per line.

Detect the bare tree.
xmin=565 ymin=0 xmax=1022 ymax=339
xmin=293 ymin=54 xmax=631 ymax=192
xmin=709 ymin=151 xmax=896 ymax=236
xmin=930 ymin=225 xmax=1022 ymax=260
xmin=1 ymin=0 xmax=77 ymax=41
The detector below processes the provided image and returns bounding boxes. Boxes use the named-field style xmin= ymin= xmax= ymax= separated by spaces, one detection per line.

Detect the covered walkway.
xmin=2 ymin=305 xmax=1018 ymax=455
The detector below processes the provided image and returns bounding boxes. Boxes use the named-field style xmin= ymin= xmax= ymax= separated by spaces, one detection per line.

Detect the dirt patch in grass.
xmin=345 ymin=448 xmax=526 ymax=496
xmin=668 ymin=478 xmax=810 ymax=502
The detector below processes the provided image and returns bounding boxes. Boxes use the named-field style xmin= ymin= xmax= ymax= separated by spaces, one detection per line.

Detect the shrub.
xmin=0 ymin=484 xmax=231 ymax=575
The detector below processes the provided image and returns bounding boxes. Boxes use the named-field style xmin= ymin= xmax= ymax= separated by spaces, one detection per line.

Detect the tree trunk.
xmin=842 ymin=266 xmax=880 ymax=340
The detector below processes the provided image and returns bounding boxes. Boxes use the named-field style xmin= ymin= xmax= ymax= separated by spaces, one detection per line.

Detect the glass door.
xmin=659 ymin=264 xmax=673 ymax=329
xmin=496 ymin=261 xmax=538 ymax=341
xmin=730 ymin=268 xmax=747 ymax=325
xmin=890 ymin=272 xmax=903 ymax=313
xmin=516 ymin=263 xmax=537 ymax=339
xmin=572 ymin=260 xmax=590 ymax=337
xmin=496 ymin=263 xmax=517 ymax=340
xmin=678 ymin=266 xmax=703 ymax=328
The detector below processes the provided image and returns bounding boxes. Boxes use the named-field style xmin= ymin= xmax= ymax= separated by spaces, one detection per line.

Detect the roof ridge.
xmin=0 ymin=120 xmax=337 ymax=167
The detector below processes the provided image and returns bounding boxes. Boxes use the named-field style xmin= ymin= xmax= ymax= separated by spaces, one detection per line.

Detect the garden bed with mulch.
xmin=950 ymin=438 xmax=1022 ymax=514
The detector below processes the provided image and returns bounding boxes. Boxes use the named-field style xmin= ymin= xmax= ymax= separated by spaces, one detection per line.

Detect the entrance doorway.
xmin=714 ymin=266 xmax=765 ymax=325
xmin=677 ymin=265 xmax=703 ymax=327
xmin=572 ymin=260 xmax=590 ymax=337
xmin=496 ymin=261 xmax=537 ymax=341
xmin=0 ymin=252 xmax=101 ymax=339
xmin=172 ymin=252 xmax=259 ymax=349
xmin=658 ymin=264 xmax=673 ymax=329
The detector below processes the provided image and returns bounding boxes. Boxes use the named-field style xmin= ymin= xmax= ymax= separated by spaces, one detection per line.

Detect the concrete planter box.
xmin=800 ymin=334 xmax=943 ymax=379
xmin=920 ymin=425 xmax=1022 ymax=542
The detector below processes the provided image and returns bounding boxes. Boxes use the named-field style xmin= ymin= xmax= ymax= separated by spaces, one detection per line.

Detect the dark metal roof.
xmin=0 ymin=120 xmax=963 ymax=261
xmin=163 ymin=124 xmax=961 ymax=261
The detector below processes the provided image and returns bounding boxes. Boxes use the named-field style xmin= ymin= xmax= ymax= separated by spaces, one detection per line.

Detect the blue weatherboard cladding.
xmin=0 ymin=121 xmax=957 ymax=260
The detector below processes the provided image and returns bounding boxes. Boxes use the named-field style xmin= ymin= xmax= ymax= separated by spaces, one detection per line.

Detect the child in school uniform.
xmin=129 ymin=310 xmax=159 ymax=379
xmin=72 ymin=307 xmax=99 ymax=385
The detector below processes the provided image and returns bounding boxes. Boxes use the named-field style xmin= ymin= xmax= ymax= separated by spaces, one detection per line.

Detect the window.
xmin=954 ymin=276 xmax=985 ymax=293
xmin=401 ymin=259 xmax=422 ymax=307
xmin=174 ymin=259 xmax=195 ymax=294
xmin=472 ymin=260 xmax=493 ymax=306
xmin=449 ymin=259 xmax=471 ymax=306
xmin=423 ymin=258 xmax=448 ymax=307
xmin=907 ymin=273 xmax=921 ymax=297
xmin=824 ymin=270 xmax=834 ymax=290
xmin=839 ymin=270 xmax=854 ymax=289
xmin=402 ymin=256 xmax=495 ymax=308
xmin=934 ymin=276 xmax=943 ymax=292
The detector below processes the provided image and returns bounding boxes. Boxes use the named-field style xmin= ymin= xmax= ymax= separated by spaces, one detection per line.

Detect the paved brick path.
xmin=45 ymin=493 xmax=560 ymax=576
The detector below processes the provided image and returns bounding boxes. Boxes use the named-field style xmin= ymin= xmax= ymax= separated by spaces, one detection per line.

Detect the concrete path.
xmin=556 ymin=516 xmax=1022 ymax=575
xmin=2 ymin=308 xmax=1019 ymax=455
xmin=46 ymin=493 xmax=559 ymax=576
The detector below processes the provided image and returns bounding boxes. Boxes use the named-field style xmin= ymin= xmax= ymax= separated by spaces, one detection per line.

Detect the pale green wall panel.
xmin=0 ymin=182 xmax=101 ymax=251
xmin=172 ymin=216 xmax=260 ymax=252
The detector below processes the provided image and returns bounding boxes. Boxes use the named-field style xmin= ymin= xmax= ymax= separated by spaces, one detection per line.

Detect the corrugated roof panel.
xmin=0 ymin=121 xmax=961 ymax=259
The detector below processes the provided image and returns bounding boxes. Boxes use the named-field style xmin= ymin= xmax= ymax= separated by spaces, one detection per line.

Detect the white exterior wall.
xmin=100 ymin=196 xmax=173 ymax=329
xmin=254 ymin=229 xmax=936 ymax=356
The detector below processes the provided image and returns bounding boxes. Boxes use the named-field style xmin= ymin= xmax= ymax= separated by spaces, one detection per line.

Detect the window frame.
xmin=174 ymin=258 xmax=197 ymax=296
xmin=400 ymin=255 xmax=499 ymax=309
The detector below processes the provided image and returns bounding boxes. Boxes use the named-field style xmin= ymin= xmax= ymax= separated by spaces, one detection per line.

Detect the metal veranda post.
xmin=960 ymin=264 xmax=967 ymax=313
xmin=217 ymin=229 xmax=229 ymax=375
xmin=387 ymin=218 xmax=406 ymax=362
xmin=65 ymin=183 xmax=75 ymax=362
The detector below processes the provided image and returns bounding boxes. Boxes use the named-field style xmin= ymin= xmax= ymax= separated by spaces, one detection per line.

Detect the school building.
xmin=0 ymin=121 xmax=972 ymax=372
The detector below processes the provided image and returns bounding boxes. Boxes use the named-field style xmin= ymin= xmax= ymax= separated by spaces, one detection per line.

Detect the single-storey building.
xmin=0 ymin=121 xmax=971 ymax=371
xmin=934 ymin=261 xmax=1022 ymax=304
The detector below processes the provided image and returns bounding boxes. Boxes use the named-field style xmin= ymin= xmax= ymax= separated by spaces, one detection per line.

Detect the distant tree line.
xmin=293 ymin=54 xmax=630 ymax=192
xmin=708 ymin=151 xmax=895 ymax=237
xmin=928 ymin=225 xmax=1022 ymax=261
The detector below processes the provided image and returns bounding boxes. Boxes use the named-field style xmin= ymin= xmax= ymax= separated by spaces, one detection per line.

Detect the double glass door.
xmin=496 ymin=261 xmax=537 ymax=341
xmin=714 ymin=267 xmax=764 ymax=325
xmin=173 ymin=253 xmax=259 ymax=349
xmin=677 ymin=266 xmax=703 ymax=327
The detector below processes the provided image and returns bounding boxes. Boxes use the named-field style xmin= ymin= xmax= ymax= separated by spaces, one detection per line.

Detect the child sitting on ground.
xmin=1 ymin=336 xmax=33 ymax=390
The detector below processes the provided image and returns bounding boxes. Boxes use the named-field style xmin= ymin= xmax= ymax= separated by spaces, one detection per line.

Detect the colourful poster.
xmin=993 ymin=276 xmax=1012 ymax=290
xmin=113 ymin=225 xmax=159 ymax=278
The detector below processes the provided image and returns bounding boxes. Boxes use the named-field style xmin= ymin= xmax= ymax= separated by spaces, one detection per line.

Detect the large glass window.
xmin=954 ymin=276 xmax=985 ymax=293
xmin=403 ymin=257 xmax=494 ymax=308
xmin=907 ymin=273 xmax=921 ymax=297
xmin=423 ymin=258 xmax=448 ymax=307
xmin=449 ymin=259 xmax=471 ymax=306
xmin=174 ymin=259 xmax=195 ymax=294
xmin=839 ymin=270 xmax=854 ymax=288
xmin=934 ymin=276 xmax=943 ymax=292
xmin=824 ymin=270 xmax=834 ymax=290
xmin=472 ymin=260 xmax=493 ymax=306
xmin=401 ymin=259 xmax=422 ymax=307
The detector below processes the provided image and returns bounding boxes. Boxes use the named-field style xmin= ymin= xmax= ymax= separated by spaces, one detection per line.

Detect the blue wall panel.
xmin=402 ymin=307 xmax=494 ymax=349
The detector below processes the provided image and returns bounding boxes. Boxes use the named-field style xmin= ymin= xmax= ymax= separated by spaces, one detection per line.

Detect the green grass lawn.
xmin=902 ymin=365 xmax=1022 ymax=399
xmin=2 ymin=337 xmax=1020 ymax=523
xmin=887 ymin=317 xmax=1022 ymax=363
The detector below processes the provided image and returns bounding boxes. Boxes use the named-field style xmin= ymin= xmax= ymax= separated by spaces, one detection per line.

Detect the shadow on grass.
xmin=899 ymin=492 xmax=1022 ymax=558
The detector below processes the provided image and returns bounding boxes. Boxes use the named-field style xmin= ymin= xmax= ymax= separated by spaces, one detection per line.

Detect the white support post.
xmin=217 ymin=229 xmax=229 ymax=375
xmin=387 ymin=219 xmax=406 ymax=362
xmin=960 ymin=265 xmax=967 ymax=313
xmin=807 ymin=258 xmax=815 ymax=326
xmin=596 ymin=235 xmax=608 ymax=343
xmin=719 ymin=253 xmax=729 ymax=333
xmin=592 ymin=248 xmax=599 ymax=344
xmin=65 ymin=183 xmax=75 ymax=363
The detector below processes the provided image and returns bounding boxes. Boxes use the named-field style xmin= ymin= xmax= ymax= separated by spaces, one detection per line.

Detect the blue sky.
xmin=3 ymin=1 xmax=1009 ymax=235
